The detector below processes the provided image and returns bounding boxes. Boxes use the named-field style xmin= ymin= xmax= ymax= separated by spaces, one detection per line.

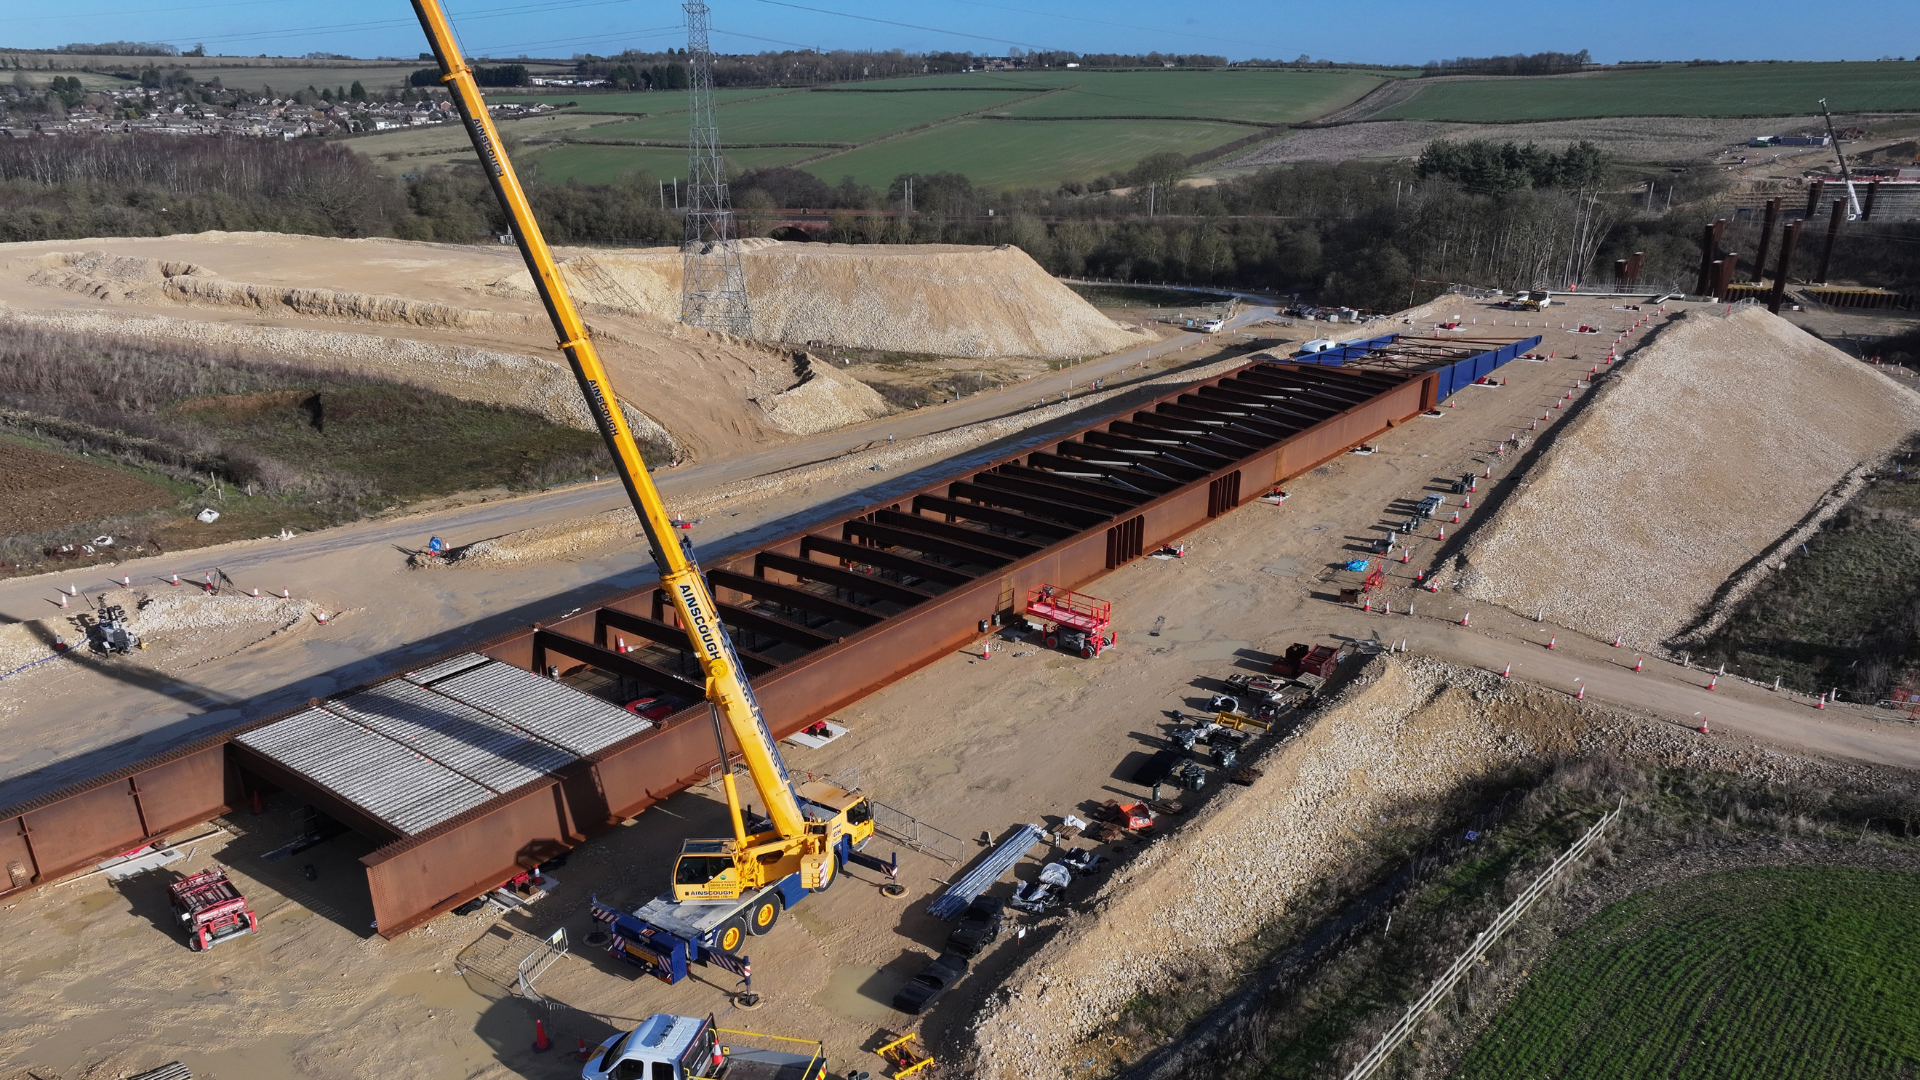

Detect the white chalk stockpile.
xmin=1454 ymin=305 xmax=1920 ymax=645
xmin=504 ymin=240 xmax=1146 ymax=359
xmin=0 ymin=234 xmax=1134 ymax=461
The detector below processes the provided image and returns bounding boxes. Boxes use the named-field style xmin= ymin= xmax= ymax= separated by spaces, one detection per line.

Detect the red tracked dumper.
xmin=168 ymin=865 xmax=259 ymax=951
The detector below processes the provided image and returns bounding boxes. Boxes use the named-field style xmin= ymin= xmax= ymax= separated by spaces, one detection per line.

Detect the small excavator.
xmin=409 ymin=0 xmax=890 ymax=987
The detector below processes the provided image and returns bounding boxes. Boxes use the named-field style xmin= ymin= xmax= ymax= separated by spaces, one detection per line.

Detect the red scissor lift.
xmin=1025 ymin=585 xmax=1115 ymax=659
xmin=168 ymin=865 xmax=260 ymax=951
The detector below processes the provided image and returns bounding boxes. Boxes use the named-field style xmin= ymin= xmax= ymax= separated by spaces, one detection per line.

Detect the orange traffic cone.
xmin=577 ymin=1037 xmax=593 ymax=1062
xmin=1501 ymin=663 xmax=1510 ymax=678
xmin=1633 ymin=655 xmax=1643 ymax=672
xmin=533 ymin=1020 xmax=553 ymax=1053
xmin=1547 ymin=635 xmax=1556 ymax=649
xmin=1461 ymin=611 xmax=1471 ymax=626
xmin=1707 ymin=676 xmax=1718 ymax=691
xmin=1451 ymin=510 xmax=1460 ymax=524
xmin=58 ymin=593 xmax=68 ymax=608
xmin=1699 ymin=718 xmax=1710 ymax=733
xmin=1575 ymin=684 xmax=1585 ymax=699
xmin=170 ymin=573 xmax=179 ymax=585
xmin=1611 ymin=636 xmax=1622 ymax=647
xmin=1816 ymin=694 xmax=1826 ymax=710
xmin=1427 ymin=580 xmax=1439 ymax=593
xmin=250 ymin=587 xmax=260 ymax=597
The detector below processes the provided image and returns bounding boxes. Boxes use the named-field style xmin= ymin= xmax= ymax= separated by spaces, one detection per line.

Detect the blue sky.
xmin=8 ymin=0 xmax=1916 ymax=64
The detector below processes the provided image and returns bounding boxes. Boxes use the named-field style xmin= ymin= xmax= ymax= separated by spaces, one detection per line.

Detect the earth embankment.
xmin=1453 ymin=305 xmax=1920 ymax=646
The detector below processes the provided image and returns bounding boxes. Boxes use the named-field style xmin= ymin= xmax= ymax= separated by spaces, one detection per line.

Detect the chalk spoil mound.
xmin=1455 ymin=306 xmax=1920 ymax=645
xmin=502 ymin=241 xmax=1146 ymax=359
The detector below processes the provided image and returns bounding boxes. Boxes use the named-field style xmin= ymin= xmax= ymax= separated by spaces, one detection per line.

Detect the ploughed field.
xmin=1457 ymin=866 xmax=1920 ymax=1079
xmin=0 ymin=437 xmax=174 ymax=537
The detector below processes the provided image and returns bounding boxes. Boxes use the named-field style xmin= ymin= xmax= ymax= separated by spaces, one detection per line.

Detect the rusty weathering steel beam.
xmin=1 ymin=345 xmax=1524 ymax=936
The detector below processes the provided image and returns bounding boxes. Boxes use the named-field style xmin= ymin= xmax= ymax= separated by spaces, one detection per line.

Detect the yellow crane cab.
xmin=670 ymin=781 xmax=875 ymax=903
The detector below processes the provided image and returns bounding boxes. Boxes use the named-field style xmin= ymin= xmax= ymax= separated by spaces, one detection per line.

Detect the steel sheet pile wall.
xmin=4 ymin=347 xmax=1527 ymax=934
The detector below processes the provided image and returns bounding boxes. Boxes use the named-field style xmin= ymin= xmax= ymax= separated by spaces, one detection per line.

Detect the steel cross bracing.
xmin=568 ymin=362 xmax=1416 ymax=684
xmin=679 ymin=0 xmax=753 ymax=336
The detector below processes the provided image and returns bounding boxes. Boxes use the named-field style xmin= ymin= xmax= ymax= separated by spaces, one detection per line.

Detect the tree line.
xmin=3 ymin=132 xmax=1914 ymax=314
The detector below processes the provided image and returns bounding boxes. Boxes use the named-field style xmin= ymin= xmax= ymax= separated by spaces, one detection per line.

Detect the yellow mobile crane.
xmin=409 ymin=0 xmax=889 ymax=982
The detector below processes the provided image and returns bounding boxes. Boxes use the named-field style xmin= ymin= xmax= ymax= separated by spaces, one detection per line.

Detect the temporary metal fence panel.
xmin=871 ymin=800 xmax=967 ymax=864
xmin=928 ymin=824 xmax=1043 ymax=919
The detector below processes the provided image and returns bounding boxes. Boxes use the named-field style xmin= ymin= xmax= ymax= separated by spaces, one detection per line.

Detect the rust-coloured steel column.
xmin=1627 ymin=251 xmax=1644 ymax=285
xmin=1768 ymin=220 xmax=1802 ymax=314
xmin=1695 ymin=219 xmax=1726 ymax=296
xmin=1817 ymin=198 xmax=1846 ymax=284
xmin=1713 ymin=255 xmax=1739 ymax=301
xmin=1751 ymin=198 xmax=1781 ymax=283
xmin=1613 ymin=258 xmax=1629 ymax=285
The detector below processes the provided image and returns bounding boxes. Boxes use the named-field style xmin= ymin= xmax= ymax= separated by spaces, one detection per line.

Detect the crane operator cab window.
xmin=674 ymin=853 xmax=736 ymax=888
xmin=846 ymin=798 xmax=872 ymax=827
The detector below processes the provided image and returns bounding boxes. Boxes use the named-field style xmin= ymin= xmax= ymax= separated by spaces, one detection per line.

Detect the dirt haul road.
xmin=0 ymin=303 xmax=1279 ymax=806
xmin=2 ymin=296 xmax=1916 ymax=1080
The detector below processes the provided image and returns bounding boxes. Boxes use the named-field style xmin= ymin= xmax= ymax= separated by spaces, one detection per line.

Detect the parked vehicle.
xmin=893 ymin=952 xmax=970 ymax=1014
xmin=945 ymin=895 xmax=1005 ymax=958
xmin=582 ymin=1013 xmax=827 ymax=1080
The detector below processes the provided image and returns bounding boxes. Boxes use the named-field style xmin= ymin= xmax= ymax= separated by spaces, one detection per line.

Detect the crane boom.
xmin=409 ymin=0 xmax=809 ymax=843
xmin=1818 ymin=98 xmax=1865 ymax=221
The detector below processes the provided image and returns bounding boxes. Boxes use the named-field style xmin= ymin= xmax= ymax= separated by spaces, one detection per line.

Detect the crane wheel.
xmin=747 ymin=896 xmax=781 ymax=936
xmin=715 ymin=917 xmax=747 ymax=955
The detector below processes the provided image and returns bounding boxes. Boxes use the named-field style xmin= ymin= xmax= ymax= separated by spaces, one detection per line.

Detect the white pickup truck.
xmin=582 ymin=1013 xmax=827 ymax=1080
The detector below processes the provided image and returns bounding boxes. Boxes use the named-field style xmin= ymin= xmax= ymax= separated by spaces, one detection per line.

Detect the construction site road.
xmin=0 ymin=304 xmax=1278 ymax=806
xmin=1300 ymin=604 xmax=1920 ymax=772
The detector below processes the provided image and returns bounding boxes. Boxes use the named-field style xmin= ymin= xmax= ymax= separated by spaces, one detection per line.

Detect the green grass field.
xmin=988 ymin=69 xmax=1380 ymax=122
xmin=524 ymin=142 xmax=816 ymax=184
xmin=494 ymin=69 xmax=1385 ymax=187
xmin=1698 ymin=468 xmax=1920 ymax=701
xmin=581 ymin=88 xmax=1030 ymax=144
xmin=487 ymin=86 xmax=796 ymax=114
xmin=799 ymin=117 xmax=1253 ymax=189
xmin=1456 ymin=866 xmax=1920 ymax=1080
xmin=1372 ymin=61 xmax=1920 ymax=122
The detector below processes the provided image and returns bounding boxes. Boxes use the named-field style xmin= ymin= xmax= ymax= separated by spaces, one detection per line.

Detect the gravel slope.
xmin=1454 ymin=306 xmax=1920 ymax=646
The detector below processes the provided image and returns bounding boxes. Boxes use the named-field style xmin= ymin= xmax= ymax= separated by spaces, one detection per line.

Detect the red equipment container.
xmin=168 ymin=865 xmax=260 ymax=952
xmin=1273 ymin=644 xmax=1341 ymax=679
xmin=1025 ymin=585 xmax=1115 ymax=659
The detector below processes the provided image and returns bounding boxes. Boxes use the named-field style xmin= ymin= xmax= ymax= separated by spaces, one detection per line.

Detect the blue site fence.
xmin=1294 ymin=334 xmax=1545 ymax=403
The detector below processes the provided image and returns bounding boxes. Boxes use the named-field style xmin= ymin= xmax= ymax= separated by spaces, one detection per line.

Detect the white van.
xmin=1296 ymin=339 xmax=1337 ymax=357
